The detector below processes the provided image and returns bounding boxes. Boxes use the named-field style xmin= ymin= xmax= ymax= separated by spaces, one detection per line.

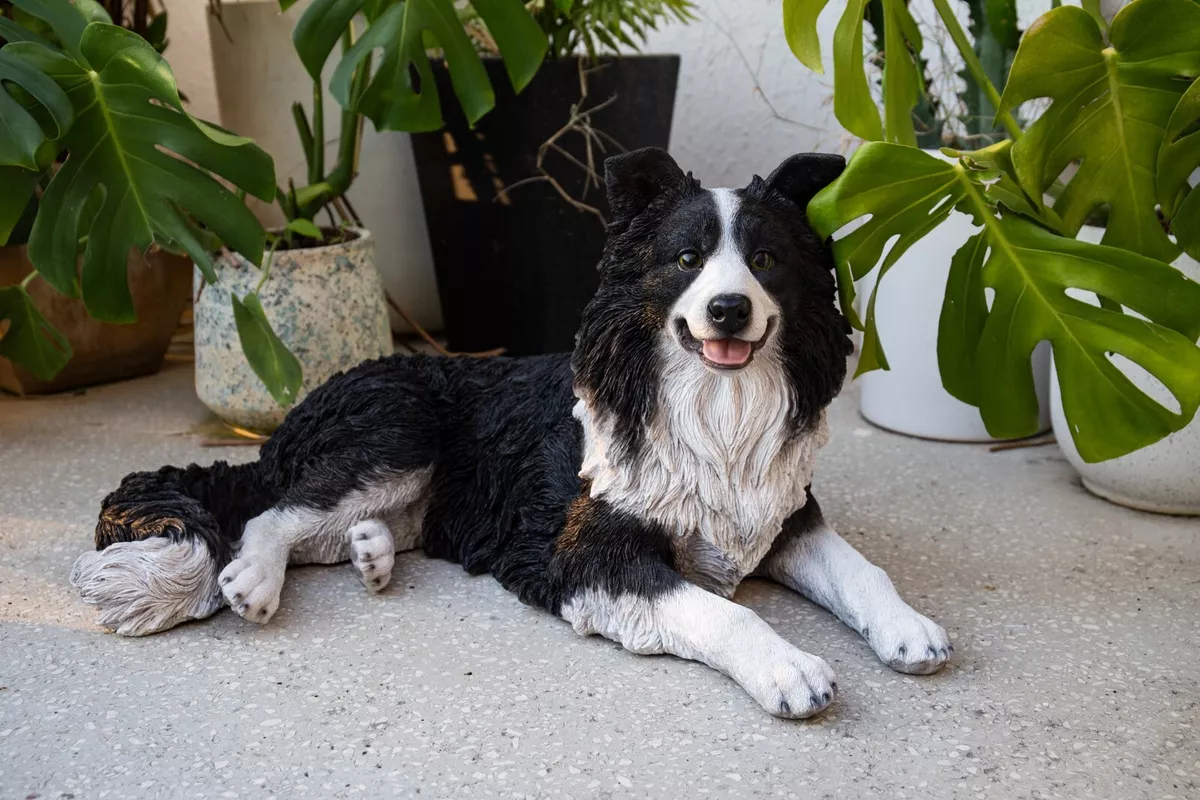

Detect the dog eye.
xmin=750 ymin=250 xmax=775 ymax=270
xmin=677 ymin=250 xmax=702 ymax=270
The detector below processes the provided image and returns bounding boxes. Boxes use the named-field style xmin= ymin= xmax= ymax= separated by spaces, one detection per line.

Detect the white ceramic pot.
xmin=1050 ymin=227 xmax=1200 ymax=515
xmin=194 ymin=229 xmax=393 ymax=431
xmin=853 ymin=183 xmax=1051 ymax=442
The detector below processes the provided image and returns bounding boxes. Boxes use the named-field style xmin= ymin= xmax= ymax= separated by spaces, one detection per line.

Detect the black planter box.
xmin=411 ymin=55 xmax=680 ymax=356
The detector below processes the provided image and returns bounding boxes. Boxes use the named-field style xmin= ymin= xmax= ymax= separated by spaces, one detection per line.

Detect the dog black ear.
xmin=763 ymin=153 xmax=846 ymax=210
xmin=604 ymin=147 xmax=687 ymax=226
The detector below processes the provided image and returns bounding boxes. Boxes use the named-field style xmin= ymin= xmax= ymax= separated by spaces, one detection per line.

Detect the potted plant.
xmin=191 ymin=0 xmax=551 ymax=430
xmin=0 ymin=0 xmax=287 ymax=402
xmin=0 ymin=0 xmax=200 ymax=395
xmin=786 ymin=0 xmax=1052 ymax=442
xmin=409 ymin=0 xmax=695 ymax=355
xmin=784 ymin=0 xmax=1200 ymax=511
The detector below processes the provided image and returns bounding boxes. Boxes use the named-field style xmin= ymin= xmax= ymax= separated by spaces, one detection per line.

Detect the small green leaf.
xmin=470 ymin=0 xmax=549 ymax=94
xmin=937 ymin=232 xmax=989 ymax=404
xmin=881 ymin=0 xmax=920 ymax=146
xmin=285 ymin=217 xmax=323 ymax=240
xmin=830 ymin=0 xmax=883 ymax=141
xmin=0 ymin=284 xmax=72 ymax=380
xmin=782 ymin=0 xmax=830 ymax=74
xmin=231 ymin=293 xmax=303 ymax=408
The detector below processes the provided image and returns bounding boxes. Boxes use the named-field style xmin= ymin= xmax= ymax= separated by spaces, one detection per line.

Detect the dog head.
xmin=572 ymin=148 xmax=852 ymax=455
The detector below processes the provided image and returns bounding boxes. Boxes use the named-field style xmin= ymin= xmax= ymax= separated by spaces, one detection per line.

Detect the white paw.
xmin=736 ymin=643 xmax=838 ymax=719
xmin=218 ymin=556 xmax=285 ymax=623
xmin=348 ymin=520 xmax=395 ymax=593
xmin=863 ymin=608 xmax=952 ymax=675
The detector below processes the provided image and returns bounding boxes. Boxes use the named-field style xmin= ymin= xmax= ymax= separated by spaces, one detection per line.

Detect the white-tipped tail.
xmin=70 ymin=538 xmax=224 ymax=636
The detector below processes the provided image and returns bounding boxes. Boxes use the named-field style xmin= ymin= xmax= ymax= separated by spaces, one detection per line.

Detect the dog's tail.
xmin=70 ymin=461 xmax=278 ymax=636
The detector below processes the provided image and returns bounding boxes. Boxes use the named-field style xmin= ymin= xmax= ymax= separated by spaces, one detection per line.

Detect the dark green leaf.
xmin=146 ymin=11 xmax=168 ymax=53
xmin=469 ymin=0 xmax=548 ymax=95
xmin=984 ymin=0 xmax=1020 ymax=51
xmin=0 ymin=16 xmax=54 ymax=47
xmin=231 ymin=292 xmax=303 ymax=408
xmin=9 ymin=0 xmax=105 ymax=62
xmin=937 ymin=232 xmax=989 ymax=404
xmin=0 ymin=46 xmax=75 ymax=169
xmin=292 ymin=0 xmax=367 ymax=82
xmin=0 ymin=165 xmax=40 ymax=245
xmin=25 ymin=24 xmax=275 ymax=322
xmin=0 ymin=283 xmax=72 ymax=380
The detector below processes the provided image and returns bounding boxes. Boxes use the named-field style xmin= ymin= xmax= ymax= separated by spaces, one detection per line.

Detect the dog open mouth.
xmin=674 ymin=318 xmax=776 ymax=371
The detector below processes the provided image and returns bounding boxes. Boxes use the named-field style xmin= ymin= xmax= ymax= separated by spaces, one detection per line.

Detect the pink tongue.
xmin=702 ymin=338 xmax=752 ymax=366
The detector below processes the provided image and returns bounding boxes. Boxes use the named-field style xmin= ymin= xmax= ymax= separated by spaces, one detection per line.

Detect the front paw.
xmin=864 ymin=608 xmax=952 ymax=675
xmin=735 ymin=644 xmax=838 ymax=719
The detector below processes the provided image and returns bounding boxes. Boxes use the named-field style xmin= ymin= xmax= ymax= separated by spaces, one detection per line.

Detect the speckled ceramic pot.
xmin=1051 ymin=228 xmax=1200 ymax=515
xmin=194 ymin=228 xmax=392 ymax=431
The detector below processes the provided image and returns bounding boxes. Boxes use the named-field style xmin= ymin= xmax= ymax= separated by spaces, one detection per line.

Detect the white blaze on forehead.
xmin=670 ymin=188 xmax=779 ymax=342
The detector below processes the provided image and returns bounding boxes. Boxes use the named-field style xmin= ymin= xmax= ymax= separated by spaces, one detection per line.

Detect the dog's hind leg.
xmin=220 ymin=468 xmax=434 ymax=622
xmin=761 ymin=490 xmax=952 ymax=675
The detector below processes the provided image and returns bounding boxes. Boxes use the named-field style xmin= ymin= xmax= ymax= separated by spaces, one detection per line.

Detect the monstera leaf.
xmin=0 ymin=285 xmax=71 ymax=380
xmin=998 ymin=0 xmax=1200 ymax=263
xmin=1158 ymin=78 xmax=1200 ymax=260
xmin=0 ymin=47 xmax=73 ymax=169
xmin=12 ymin=23 xmax=275 ymax=323
xmin=288 ymin=0 xmax=546 ymax=134
xmin=782 ymin=0 xmax=922 ymax=144
xmin=809 ymin=143 xmax=1200 ymax=462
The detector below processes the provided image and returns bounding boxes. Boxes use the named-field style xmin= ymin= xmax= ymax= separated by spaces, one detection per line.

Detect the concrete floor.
xmin=1 ymin=361 xmax=1197 ymax=799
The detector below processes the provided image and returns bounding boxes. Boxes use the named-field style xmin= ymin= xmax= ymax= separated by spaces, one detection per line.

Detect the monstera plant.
xmin=0 ymin=0 xmax=278 ymax=388
xmin=784 ymin=0 xmax=1200 ymax=463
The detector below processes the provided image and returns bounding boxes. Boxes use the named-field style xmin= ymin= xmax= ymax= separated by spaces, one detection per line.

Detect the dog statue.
xmin=71 ymin=148 xmax=951 ymax=718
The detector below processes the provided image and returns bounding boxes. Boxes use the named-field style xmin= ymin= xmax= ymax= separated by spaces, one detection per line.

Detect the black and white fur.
xmin=71 ymin=149 xmax=951 ymax=718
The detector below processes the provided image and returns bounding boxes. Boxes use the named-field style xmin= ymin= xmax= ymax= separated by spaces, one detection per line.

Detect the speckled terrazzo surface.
xmin=2 ymin=361 xmax=1198 ymax=799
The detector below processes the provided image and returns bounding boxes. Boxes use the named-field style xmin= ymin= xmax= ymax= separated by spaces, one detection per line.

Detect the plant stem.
xmin=309 ymin=80 xmax=324 ymax=187
xmin=930 ymin=0 xmax=1022 ymax=141
xmin=20 ymin=270 xmax=37 ymax=290
xmin=255 ymin=238 xmax=279 ymax=294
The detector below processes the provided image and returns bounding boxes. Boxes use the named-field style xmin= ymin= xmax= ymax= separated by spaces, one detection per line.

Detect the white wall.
xmin=642 ymin=0 xmax=846 ymax=187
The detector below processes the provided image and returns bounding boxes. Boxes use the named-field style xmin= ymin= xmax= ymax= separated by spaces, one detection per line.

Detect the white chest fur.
xmin=574 ymin=346 xmax=829 ymax=596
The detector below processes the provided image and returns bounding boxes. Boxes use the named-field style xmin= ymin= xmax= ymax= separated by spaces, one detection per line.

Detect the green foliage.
xmin=791 ymin=0 xmax=1200 ymax=462
xmin=809 ymin=142 xmax=1200 ymax=463
xmin=0 ymin=0 xmax=301 ymax=406
xmin=1160 ymin=79 xmax=1200 ymax=260
xmin=998 ymin=0 xmax=1200 ymax=263
xmin=530 ymin=0 xmax=694 ymax=61
xmin=0 ymin=283 xmax=71 ymax=379
xmin=278 ymin=0 xmax=547 ymax=224
xmin=231 ymin=292 xmax=303 ymax=409
xmin=783 ymin=0 xmax=1019 ymax=148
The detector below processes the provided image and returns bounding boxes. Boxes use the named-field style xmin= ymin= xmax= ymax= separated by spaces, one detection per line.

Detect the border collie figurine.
xmin=71 ymin=148 xmax=951 ymax=718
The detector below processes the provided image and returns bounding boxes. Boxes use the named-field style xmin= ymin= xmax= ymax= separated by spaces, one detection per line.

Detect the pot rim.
xmin=259 ymin=225 xmax=372 ymax=257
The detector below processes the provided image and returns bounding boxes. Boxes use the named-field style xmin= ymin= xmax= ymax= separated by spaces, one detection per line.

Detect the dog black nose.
xmin=707 ymin=294 xmax=751 ymax=335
